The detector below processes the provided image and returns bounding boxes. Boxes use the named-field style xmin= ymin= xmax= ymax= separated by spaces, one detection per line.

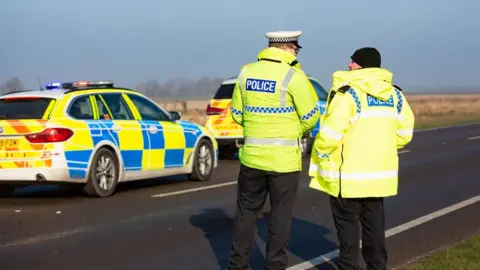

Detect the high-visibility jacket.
xmin=231 ymin=47 xmax=320 ymax=172
xmin=309 ymin=68 xmax=415 ymax=198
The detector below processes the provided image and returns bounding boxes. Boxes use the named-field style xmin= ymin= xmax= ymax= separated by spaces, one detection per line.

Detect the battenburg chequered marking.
xmin=178 ymin=120 xmax=202 ymax=149
xmin=268 ymin=37 xmax=299 ymax=43
xmin=394 ymin=88 xmax=403 ymax=113
xmin=301 ymin=104 xmax=320 ymax=120
xmin=316 ymin=150 xmax=329 ymax=159
xmin=244 ymin=105 xmax=295 ymax=114
xmin=348 ymin=89 xmax=361 ymax=113
xmin=231 ymin=107 xmax=242 ymax=115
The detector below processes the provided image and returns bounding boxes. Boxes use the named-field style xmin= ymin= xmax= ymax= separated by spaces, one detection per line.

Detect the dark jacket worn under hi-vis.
xmin=231 ymin=47 xmax=320 ymax=172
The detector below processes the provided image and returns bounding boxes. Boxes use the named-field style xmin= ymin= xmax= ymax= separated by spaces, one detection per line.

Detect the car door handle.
xmin=148 ymin=125 xmax=158 ymax=134
xmin=111 ymin=125 xmax=121 ymax=132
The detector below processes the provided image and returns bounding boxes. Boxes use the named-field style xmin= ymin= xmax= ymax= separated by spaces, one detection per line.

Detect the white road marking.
xmin=0 ymin=227 xmax=90 ymax=249
xmin=150 ymin=181 xmax=237 ymax=198
xmin=467 ymin=135 xmax=480 ymax=141
xmin=286 ymin=194 xmax=480 ymax=270
xmin=150 ymin=151 xmax=412 ymax=198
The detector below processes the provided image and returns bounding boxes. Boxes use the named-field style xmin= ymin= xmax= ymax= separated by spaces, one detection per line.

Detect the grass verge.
xmin=415 ymin=115 xmax=480 ymax=130
xmin=405 ymin=233 xmax=480 ymax=270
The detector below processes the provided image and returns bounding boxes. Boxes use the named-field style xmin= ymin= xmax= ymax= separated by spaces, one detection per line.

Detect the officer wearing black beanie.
xmin=311 ymin=45 xmax=415 ymax=270
xmin=350 ymin=47 xmax=381 ymax=68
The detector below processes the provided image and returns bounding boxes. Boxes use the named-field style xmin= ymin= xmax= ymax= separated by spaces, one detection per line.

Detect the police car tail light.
xmin=206 ymin=104 xmax=223 ymax=115
xmin=3 ymin=96 xmax=41 ymax=101
xmin=25 ymin=128 xmax=74 ymax=143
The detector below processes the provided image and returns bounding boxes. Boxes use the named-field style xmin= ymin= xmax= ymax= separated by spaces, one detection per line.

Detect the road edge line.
xmin=286 ymin=194 xmax=480 ymax=269
xmin=415 ymin=122 xmax=480 ymax=133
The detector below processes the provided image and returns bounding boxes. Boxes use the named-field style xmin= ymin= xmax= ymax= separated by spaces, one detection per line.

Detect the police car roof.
xmin=221 ymin=77 xmax=239 ymax=85
xmin=0 ymin=90 xmax=66 ymax=99
xmin=0 ymin=87 xmax=136 ymax=100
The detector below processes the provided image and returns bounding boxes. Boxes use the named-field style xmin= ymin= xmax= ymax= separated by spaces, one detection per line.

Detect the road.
xmin=1 ymin=123 xmax=480 ymax=270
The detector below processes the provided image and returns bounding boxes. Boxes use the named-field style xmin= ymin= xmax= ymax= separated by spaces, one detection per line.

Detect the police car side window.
xmin=68 ymin=95 xmax=94 ymax=120
xmin=99 ymin=93 xmax=134 ymax=120
xmin=127 ymin=94 xmax=170 ymax=121
xmin=94 ymin=95 xmax=112 ymax=120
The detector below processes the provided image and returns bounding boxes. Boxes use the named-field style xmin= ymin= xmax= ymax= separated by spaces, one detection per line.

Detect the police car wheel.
xmin=189 ymin=138 xmax=214 ymax=181
xmin=84 ymin=147 xmax=120 ymax=198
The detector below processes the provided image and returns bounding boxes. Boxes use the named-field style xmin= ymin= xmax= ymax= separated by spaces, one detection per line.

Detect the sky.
xmin=0 ymin=0 xmax=478 ymax=91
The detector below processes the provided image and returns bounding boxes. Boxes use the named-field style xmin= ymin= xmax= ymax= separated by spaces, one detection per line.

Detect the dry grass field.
xmin=407 ymin=94 xmax=480 ymax=128
xmin=155 ymin=94 xmax=480 ymax=129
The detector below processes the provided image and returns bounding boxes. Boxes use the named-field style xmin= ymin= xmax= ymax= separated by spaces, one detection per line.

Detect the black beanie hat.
xmin=351 ymin=47 xmax=381 ymax=68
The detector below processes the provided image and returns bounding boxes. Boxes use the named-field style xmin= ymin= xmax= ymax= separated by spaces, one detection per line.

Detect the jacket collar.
xmin=331 ymin=68 xmax=395 ymax=100
xmin=257 ymin=47 xmax=298 ymax=66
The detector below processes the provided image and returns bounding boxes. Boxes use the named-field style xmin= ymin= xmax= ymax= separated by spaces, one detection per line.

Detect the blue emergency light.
xmin=45 ymin=81 xmax=62 ymax=90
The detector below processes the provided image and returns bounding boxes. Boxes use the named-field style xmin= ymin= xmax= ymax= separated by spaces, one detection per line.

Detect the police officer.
xmin=227 ymin=30 xmax=320 ymax=270
xmin=308 ymin=47 xmax=415 ymax=270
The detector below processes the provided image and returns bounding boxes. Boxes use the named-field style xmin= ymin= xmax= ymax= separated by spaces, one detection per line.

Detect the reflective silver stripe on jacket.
xmin=279 ymin=68 xmax=295 ymax=107
xmin=238 ymin=67 xmax=247 ymax=111
xmin=244 ymin=137 xmax=300 ymax=147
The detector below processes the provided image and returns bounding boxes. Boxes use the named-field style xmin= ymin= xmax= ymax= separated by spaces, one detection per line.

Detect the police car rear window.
xmin=213 ymin=84 xmax=235 ymax=99
xmin=0 ymin=97 xmax=54 ymax=119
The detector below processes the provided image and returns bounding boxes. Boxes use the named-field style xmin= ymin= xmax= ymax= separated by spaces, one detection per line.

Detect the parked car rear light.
xmin=25 ymin=128 xmax=74 ymax=143
xmin=206 ymin=104 xmax=224 ymax=115
xmin=3 ymin=97 xmax=41 ymax=101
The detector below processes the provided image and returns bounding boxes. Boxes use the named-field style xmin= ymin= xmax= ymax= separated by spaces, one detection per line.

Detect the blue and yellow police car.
xmin=0 ymin=80 xmax=219 ymax=197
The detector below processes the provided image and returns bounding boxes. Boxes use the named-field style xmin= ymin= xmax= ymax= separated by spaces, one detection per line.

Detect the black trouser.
xmin=330 ymin=195 xmax=387 ymax=270
xmin=227 ymin=164 xmax=300 ymax=270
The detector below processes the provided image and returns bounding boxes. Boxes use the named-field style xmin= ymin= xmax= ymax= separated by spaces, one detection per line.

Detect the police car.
xmin=204 ymin=76 xmax=328 ymax=158
xmin=0 ymin=80 xmax=218 ymax=197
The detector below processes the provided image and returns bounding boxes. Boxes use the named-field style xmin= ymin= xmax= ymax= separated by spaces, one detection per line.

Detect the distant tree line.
xmin=0 ymin=77 xmax=24 ymax=94
xmin=135 ymin=76 xmax=227 ymax=98
xmin=0 ymin=76 xmax=228 ymax=98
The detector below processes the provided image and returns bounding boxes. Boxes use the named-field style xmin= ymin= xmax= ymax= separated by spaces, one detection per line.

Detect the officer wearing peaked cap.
xmin=227 ymin=30 xmax=320 ymax=270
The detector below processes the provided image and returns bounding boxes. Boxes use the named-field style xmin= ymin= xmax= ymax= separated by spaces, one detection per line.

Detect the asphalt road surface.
xmin=1 ymin=123 xmax=480 ymax=270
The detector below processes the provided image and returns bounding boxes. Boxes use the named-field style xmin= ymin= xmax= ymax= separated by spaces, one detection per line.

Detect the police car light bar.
xmin=60 ymin=80 xmax=115 ymax=89
xmin=72 ymin=80 xmax=114 ymax=88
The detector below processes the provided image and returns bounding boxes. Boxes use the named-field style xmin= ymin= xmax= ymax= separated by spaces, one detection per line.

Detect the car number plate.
xmin=0 ymin=139 xmax=20 ymax=149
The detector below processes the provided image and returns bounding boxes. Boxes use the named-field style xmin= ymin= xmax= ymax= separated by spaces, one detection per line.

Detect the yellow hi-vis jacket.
xmin=309 ymin=68 xmax=415 ymax=198
xmin=231 ymin=47 xmax=320 ymax=173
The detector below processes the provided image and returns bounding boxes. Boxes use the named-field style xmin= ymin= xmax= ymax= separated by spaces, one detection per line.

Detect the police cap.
xmin=265 ymin=30 xmax=303 ymax=48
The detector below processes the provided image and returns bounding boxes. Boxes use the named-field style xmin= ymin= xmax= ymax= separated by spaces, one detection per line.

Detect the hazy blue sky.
xmin=0 ymin=0 xmax=478 ymax=91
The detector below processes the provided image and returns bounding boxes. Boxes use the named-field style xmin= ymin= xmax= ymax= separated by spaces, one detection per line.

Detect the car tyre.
xmin=218 ymin=145 xmax=237 ymax=160
xmin=189 ymin=138 xmax=215 ymax=181
xmin=300 ymin=137 xmax=310 ymax=157
xmin=84 ymin=147 xmax=120 ymax=198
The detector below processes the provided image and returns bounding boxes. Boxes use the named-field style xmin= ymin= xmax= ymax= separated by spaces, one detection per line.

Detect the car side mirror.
xmin=169 ymin=111 xmax=181 ymax=121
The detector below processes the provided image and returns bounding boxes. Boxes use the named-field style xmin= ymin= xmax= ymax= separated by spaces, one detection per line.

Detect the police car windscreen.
xmin=213 ymin=84 xmax=235 ymax=99
xmin=0 ymin=97 xmax=54 ymax=119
